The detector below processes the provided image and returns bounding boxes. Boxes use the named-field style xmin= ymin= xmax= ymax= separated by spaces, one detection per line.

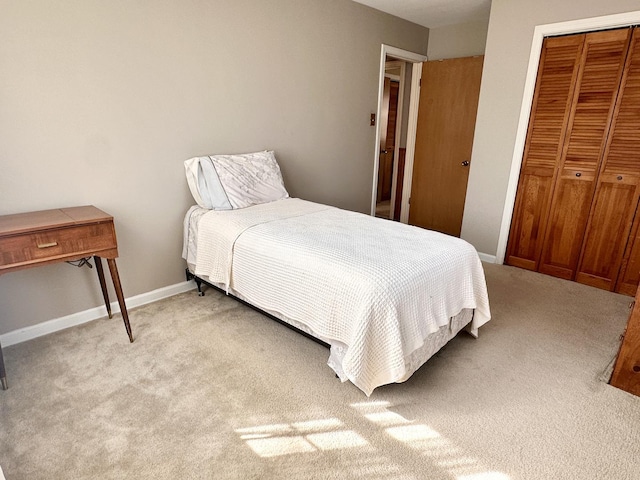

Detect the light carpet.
xmin=0 ymin=263 xmax=639 ymax=479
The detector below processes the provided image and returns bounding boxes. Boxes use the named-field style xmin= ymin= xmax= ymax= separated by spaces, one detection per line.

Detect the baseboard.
xmin=0 ymin=280 xmax=196 ymax=347
xmin=478 ymin=252 xmax=497 ymax=264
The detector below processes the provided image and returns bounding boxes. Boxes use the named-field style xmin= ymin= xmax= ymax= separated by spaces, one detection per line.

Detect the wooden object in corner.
xmin=610 ymin=286 xmax=640 ymax=396
xmin=0 ymin=205 xmax=133 ymax=390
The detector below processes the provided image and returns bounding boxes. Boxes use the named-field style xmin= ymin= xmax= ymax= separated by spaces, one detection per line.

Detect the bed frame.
xmin=185 ymin=268 xmax=330 ymax=348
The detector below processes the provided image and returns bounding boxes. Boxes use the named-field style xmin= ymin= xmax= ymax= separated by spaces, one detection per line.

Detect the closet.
xmin=506 ymin=27 xmax=640 ymax=295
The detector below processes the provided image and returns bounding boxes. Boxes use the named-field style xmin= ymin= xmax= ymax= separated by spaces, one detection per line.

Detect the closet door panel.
xmin=506 ymin=35 xmax=583 ymax=269
xmin=579 ymin=28 xmax=640 ymax=291
xmin=576 ymin=176 xmax=639 ymax=289
xmin=507 ymin=168 xmax=554 ymax=270
xmin=539 ymin=29 xmax=631 ymax=279
xmin=538 ymin=171 xmax=595 ymax=279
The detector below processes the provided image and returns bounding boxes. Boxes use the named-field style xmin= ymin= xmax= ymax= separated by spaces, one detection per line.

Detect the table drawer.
xmin=0 ymin=222 xmax=117 ymax=268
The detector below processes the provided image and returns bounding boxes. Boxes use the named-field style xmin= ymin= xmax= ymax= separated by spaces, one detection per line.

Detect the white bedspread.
xmin=191 ymin=198 xmax=490 ymax=395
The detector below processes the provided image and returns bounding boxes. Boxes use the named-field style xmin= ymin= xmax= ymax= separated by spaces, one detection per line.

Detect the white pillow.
xmin=184 ymin=150 xmax=289 ymax=210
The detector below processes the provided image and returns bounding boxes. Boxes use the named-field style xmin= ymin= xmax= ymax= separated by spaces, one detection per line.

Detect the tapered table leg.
xmin=94 ymin=256 xmax=112 ymax=319
xmin=107 ymin=258 xmax=134 ymax=343
xmin=0 ymin=341 xmax=7 ymax=390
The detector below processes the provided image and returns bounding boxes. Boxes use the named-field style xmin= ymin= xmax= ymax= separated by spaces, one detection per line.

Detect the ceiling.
xmin=352 ymin=0 xmax=491 ymax=29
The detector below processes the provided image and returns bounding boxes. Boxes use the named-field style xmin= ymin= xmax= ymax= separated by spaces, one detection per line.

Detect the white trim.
xmin=477 ymin=252 xmax=497 ymax=264
xmin=0 ymin=280 xmax=196 ymax=347
xmin=371 ymin=46 xmax=387 ymax=216
xmin=388 ymin=62 xmax=406 ymax=220
xmin=371 ymin=45 xmax=427 ymax=217
xmin=496 ymin=10 xmax=640 ymax=264
xmin=400 ymin=64 xmax=423 ymax=223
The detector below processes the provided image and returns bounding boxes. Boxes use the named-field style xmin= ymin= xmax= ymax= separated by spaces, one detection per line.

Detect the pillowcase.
xmin=184 ymin=150 xmax=289 ymax=210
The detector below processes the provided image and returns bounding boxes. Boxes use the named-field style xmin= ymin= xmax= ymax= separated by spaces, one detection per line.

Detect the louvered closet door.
xmin=505 ymin=35 xmax=583 ymax=270
xmin=577 ymin=28 xmax=640 ymax=291
xmin=539 ymin=29 xmax=632 ymax=280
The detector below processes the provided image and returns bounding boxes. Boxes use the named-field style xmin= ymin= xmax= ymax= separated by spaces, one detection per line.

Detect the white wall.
xmin=0 ymin=0 xmax=428 ymax=334
xmin=427 ymin=19 xmax=489 ymax=60
xmin=461 ymin=0 xmax=640 ymax=259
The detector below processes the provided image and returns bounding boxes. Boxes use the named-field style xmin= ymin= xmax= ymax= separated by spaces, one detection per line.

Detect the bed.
xmin=182 ymin=151 xmax=491 ymax=396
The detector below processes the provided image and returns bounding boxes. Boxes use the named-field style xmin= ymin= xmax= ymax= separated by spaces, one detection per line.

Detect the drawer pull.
xmin=37 ymin=241 xmax=58 ymax=249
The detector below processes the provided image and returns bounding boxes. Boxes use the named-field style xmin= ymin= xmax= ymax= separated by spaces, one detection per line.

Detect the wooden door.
xmin=506 ymin=35 xmax=584 ymax=270
xmin=617 ymin=200 xmax=640 ymax=295
xmin=577 ymin=28 xmax=640 ymax=291
xmin=408 ymin=56 xmax=483 ymax=237
xmin=539 ymin=29 xmax=632 ymax=280
xmin=507 ymin=26 xmax=640 ymax=295
xmin=610 ymin=284 xmax=640 ymax=396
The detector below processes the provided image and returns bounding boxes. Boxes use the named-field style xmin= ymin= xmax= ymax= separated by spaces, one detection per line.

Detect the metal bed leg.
xmin=185 ymin=268 xmax=205 ymax=296
xmin=195 ymin=278 xmax=205 ymax=296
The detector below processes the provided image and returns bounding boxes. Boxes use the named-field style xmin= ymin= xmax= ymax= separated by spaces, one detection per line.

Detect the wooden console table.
xmin=0 ymin=206 xmax=134 ymax=390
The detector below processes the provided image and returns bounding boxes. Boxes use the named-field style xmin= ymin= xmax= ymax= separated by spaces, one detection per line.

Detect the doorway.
xmin=375 ymin=61 xmax=405 ymax=220
xmin=371 ymin=47 xmax=483 ymax=235
xmin=371 ymin=45 xmax=427 ymax=222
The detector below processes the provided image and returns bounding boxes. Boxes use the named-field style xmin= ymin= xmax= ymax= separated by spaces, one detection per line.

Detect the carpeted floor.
xmin=1 ymin=263 xmax=639 ymax=479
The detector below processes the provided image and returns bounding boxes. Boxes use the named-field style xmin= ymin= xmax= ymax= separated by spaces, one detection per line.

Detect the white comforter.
xmin=190 ymin=198 xmax=490 ymax=395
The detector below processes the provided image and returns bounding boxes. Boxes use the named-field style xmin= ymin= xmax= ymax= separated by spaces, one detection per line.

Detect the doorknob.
xmin=380 ymin=150 xmax=388 ymax=154
xmin=461 ymin=161 xmax=470 ymax=167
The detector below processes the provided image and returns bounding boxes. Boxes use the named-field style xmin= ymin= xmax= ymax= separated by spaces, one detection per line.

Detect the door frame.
xmin=384 ymin=61 xmax=404 ymax=220
xmin=496 ymin=10 xmax=640 ymax=264
xmin=371 ymin=45 xmax=427 ymax=221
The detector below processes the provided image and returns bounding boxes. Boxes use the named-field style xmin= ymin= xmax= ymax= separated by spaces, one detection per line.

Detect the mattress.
xmin=183 ymin=198 xmax=490 ymax=395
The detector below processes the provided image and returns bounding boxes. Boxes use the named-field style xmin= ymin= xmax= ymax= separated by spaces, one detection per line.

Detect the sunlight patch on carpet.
xmin=236 ymin=419 xmax=369 ymax=458
xmin=244 ymin=436 xmax=315 ymax=457
xmin=457 ymin=473 xmax=511 ymax=480
xmin=306 ymin=430 xmax=368 ymax=451
xmin=351 ymin=401 xmax=512 ymax=480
